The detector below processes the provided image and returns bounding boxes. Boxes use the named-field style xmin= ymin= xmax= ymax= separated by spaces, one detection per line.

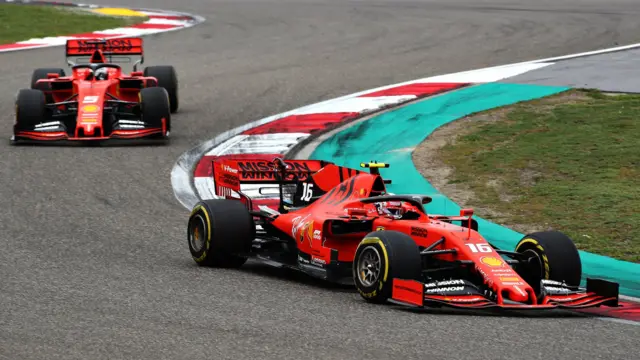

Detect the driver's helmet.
xmin=94 ymin=67 xmax=109 ymax=81
xmin=375 ymin=201 xmax=405 ymax=216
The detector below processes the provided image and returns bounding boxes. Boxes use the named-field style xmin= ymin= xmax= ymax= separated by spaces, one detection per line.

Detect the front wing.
xmin=391 ymin=278 xmax=619 ymax=311
xmin=13 ymin=119 xmax=167 ymax=142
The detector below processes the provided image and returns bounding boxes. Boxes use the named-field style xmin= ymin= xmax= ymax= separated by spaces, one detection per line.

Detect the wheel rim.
xmin=357 ymin=246 xmax=382 ymax=287
xmin=189 ymin=214 xmax=207 ymax=252
xmin=521 ymin=249 xmax=543 ymax=278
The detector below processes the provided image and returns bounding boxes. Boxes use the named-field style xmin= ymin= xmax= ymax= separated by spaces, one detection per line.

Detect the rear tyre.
xmin=139 ymin=87 xmax=171 ymax=134
xmin=187 ymin=199 xmax=255 ymax=268
xmin=144 ymin=65 xmax=179 ymax=113
xmin=31 ymin=68 xmax=65 ymax=102
xmin=15 ymin=89 xmax=46 ymax=132
xmin=353 ymin=230 xmax=422 ymax=304
xmin=514 ymin=231 xmax=582 ymax=293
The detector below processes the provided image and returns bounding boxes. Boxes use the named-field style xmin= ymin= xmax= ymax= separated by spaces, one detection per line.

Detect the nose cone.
xmin=507 ymin=286 xmax=529 ymax=303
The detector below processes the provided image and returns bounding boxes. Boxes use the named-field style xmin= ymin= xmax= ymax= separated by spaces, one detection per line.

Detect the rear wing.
xmin=65 ymin=38 xmax=145 ymax=70
xmin=212 ymin=158 xmax=328 ymax=211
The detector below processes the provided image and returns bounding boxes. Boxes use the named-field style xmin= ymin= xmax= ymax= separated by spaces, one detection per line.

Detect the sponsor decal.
xmin=502 ymin=281 xmax=525 ymax=286
xmin=425 ymin=286 xmax=464 ymax=294
xmin=77 ymin=38 xmax=134 ymax=53
xmin=476 ymin=267 xmax=494 ymax=287
xmin=222 ymin=165 xmax=238 ymax=174
xmin=410 ymin=226 xmax=428 ymax=238
xmin=313 ymin=230 xmax=321 ymax=240
xmin=311 ymin=256 xmax=326 ymax=266
xmin=221 ymin=173 xmax=239 ymax=187
xmin=375 ymin=226 xmax=385 ymax=231
xmin=499 ymin=277 xmax=520 ymax=282
xmin=541 ymin=279 xmax=565 ymax=286
xmin=238 ymin=160 xmax=314 ymax=181
xmin=81 ymin=117 xmax=97 ymax=123
xmin=297 ymin=255 xmax=310 ymax=265
xmin=480 ymin=256 xmax=505 ymax=268
xmin=82 ymin=104 xmax=99 ymax=112
xmin=436 ymin=279 xmax=465 ymax=286
xmin=545 ymin=286 xmax=571 ymax=293
xmin=491 ymin=269 xmax=514 ymax=273
xmin=291 ymin=214 xmax=311 ymax=241
xmin=82 ymin=95 xmax=99 ymax=104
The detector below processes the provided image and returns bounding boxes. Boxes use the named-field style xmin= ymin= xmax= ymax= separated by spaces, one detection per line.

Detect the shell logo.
xmin=480 ymin=256 xmax=505 ymax=267
xmin=82 ymin=104 xmax=99 ymax=112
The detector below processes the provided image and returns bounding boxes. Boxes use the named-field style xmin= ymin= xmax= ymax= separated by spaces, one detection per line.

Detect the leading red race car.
xmin=186 ymin=157 xmax=620 ymax=311
xmin=12 ymin=37 xmax=178 ymax=143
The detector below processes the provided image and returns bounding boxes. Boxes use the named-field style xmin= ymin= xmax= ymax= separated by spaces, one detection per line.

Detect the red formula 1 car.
xmin=12 ymin=37 xmax=179 ymax=143
xmin=186 ymin=157 xmax=620 ymax=311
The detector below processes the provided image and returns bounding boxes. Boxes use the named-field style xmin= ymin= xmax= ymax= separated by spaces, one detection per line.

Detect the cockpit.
xmin=70 ymin=49 xmax=122 ymax=81
xmin=72 ymin=63 xmax=121 ymax=81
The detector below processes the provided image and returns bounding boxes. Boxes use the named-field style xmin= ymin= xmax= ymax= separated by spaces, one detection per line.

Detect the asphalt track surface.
xmin=2 ymin=1 xmax=640 ymax=359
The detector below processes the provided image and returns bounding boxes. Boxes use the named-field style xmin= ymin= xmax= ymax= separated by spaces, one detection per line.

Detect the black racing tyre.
xmin=31 ymin=68 xmax=65 ymax=102
xmin=139 ymin=87 xmax=171 ymax=133
xmin=144 ymin=65 xmax=179 ymax=113
xmin=353 ymin=230 xmax=422 ymax=304
xmin=514 ymin=231 xmax=582 ymax=293
xmin=187 ymin=199 xmax=255 ymax=268
xmin=15 ymin=89 xmax=46 ymax=130
xmin=31 ymin=68 xmax=65 ymax=89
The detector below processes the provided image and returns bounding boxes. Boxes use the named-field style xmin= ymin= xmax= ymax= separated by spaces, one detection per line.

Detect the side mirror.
xmin=47 ymin=73 xmax=60 ymax=79
xmin=460 ymin=208 xmax=474 ymax=217
xmin=131 ymin=71 xmax=144 ymax=77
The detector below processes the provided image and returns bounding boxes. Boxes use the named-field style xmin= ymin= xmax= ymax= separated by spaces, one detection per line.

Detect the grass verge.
xmin=0 ymin=4 xmax=143 ymax=44
xmin=420 ymin=89 xmax=639 ymax=262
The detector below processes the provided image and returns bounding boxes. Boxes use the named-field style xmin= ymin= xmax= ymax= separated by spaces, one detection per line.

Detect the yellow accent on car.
xmin=518 ymin=238 xmax=551 ymax=279
xmin=359 ymin=237 xmax=389 ymax=282
xmin=360 ymin=162 xmax=389 ymax=168
xmin=191 ymin=204 xmax=212 ymax=262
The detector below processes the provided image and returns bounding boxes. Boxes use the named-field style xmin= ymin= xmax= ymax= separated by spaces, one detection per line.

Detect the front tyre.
xmin=144 ymin=65 xmax=179 ymax=113
xmin=187 ymin=199 xmax=255 ymax=268
xmin=353 ymin=230 xmax=422 ymax=304
xmin=514 ymin=231 xmax=582 ymax=293
xmin=139 ymin=87 xmax=171 ymax=134
xmin=15 ymin=89 xmax=46 ymax=132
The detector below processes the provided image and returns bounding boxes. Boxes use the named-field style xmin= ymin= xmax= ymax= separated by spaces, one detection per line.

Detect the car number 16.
xmin=466 ymin=243 xmax=492 ymax=253
xmin=300 ymin=183 xmax=314 ymax=201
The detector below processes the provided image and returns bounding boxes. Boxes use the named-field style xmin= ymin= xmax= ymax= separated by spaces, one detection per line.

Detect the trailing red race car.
xmin=187 ymin=157 xmax=620 ymax=311
xmin=12 ymin=37 xmax=179 ymax=143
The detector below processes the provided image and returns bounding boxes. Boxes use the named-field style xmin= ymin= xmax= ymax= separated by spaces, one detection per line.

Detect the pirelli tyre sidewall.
xmin=140 ymin=87 xmax=171 ymax=133
xmin=515 ymin=230 xmax=582 ymax=290
xmin=353 ymin=230 xmax=422 ymax=304
xmin=15 ymin=89 xmax=46 ymax=130
xmin=187 ymin=199 xmax=254 ymax=268
xmin=143 ymin=65 xmax=179 ymax=113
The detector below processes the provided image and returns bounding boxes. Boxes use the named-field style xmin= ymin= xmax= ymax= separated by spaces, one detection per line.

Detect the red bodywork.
xmin=15 ymin=38 xmax=167 ymax=141
xmin=208 ymin=157 xmax=619 ymax=311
